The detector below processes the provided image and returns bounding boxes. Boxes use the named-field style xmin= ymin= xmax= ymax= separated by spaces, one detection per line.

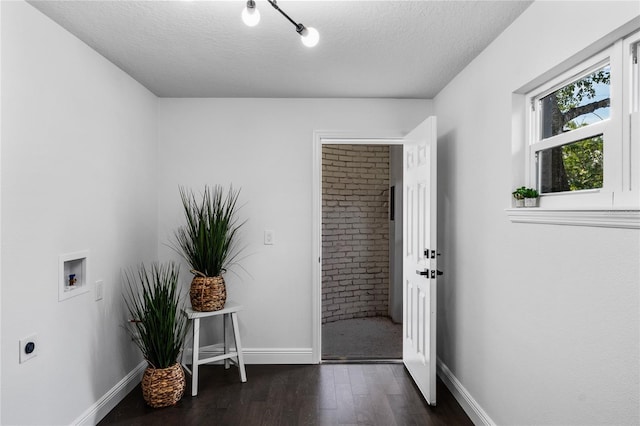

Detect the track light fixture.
xmin=242 ymin=0 xmax=320 ymax=48
xmin=241 ymin=0 xmax=260 ymax=27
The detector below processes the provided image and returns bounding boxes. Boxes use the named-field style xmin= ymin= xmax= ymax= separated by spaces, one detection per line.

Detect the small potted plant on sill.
xmin=513 ymin=186 xmax=539 ymax=207
xmin=512 ymin=186 xmax=526 ymax=207
xmin=173 ymin=185 xmax=245 ymax=312
xmin=124 ymin=262 xmax=188 ymax=408
xmin=523 ymin=187 xmax=539 ymax=207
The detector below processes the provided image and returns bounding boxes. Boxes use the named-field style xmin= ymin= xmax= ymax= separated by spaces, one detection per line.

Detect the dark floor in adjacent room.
xmin=99 ymin=363 xmax=473 ymax=426
xmin=322 ymin=317 xmax=402 ymax=360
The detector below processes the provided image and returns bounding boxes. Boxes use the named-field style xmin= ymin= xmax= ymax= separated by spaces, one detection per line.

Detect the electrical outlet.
xmin=95 ymin=280 xmax=104 ymax=301
xmin=264 ymin=230 xmax=275 ymax=245
xmin=19 ymin=334 xmax=38 ymax=364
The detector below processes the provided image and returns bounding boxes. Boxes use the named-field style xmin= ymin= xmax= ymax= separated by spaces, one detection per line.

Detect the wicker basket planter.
xmin=142 ymin=363 xmax=185 ymax=408
xmin=190 ymin=273 xmax=227 ymax=312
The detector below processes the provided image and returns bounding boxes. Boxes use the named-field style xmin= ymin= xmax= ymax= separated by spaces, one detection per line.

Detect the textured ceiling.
xmin=27 ymin=0 xmax=533 ymax=98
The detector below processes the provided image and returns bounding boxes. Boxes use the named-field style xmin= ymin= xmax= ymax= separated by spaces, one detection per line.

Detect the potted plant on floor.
xmin=124 ymin=262 xmax=187 ymax=408
xmin=173 ymin=185 xmax=245 ymax=312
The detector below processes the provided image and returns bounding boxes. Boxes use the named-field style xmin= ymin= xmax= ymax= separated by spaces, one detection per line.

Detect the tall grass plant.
xmin=124 ymin=262 xmax=187 ymax=369
xmin=173 ymin=185 xmax=245 ymax=277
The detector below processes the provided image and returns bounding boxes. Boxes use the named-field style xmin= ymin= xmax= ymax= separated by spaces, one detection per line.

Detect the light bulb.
xmin=242 ymin=4 xmax=260 ymax=27
xmin=300 ymin=26 xmax=319 ymax=48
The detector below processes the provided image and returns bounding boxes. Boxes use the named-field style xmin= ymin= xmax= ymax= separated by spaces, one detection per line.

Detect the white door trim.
xmin=311 ymin=130 xmax=404 ymax=364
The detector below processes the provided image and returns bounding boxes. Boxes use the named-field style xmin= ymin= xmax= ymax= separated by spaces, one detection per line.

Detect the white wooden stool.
xmin=181 ymin=301 xmax=247 ymax=396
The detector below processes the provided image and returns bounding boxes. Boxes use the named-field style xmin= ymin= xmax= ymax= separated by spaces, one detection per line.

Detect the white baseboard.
xmin=437 ymin=358 xmax=495 ymax=426
xmin=243 ymin=347 xmax=313 ymax=364
xmin=72 ymin=361 xmax=146 ymax=426
xmin=183 ymin=346 xmax=314 ymax=364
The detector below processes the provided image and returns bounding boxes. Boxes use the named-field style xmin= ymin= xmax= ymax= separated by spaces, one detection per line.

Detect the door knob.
xmin=429 ymin=270 xmax=444 ymax=279
xmin=416 ymin=269 xmax=429 ymax=276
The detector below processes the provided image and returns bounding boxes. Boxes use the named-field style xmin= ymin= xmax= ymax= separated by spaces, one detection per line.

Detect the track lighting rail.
xmin=242 ymin=0 xmax=320 ymax=47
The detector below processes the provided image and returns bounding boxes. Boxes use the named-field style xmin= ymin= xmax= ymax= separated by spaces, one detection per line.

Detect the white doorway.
xmin=319 ymin=142 xmax=402 ymax=360
xmin=312 ymin=132 xmax=403 ymax=364
xmin=312 ymin=117 xmax=438 ymax=405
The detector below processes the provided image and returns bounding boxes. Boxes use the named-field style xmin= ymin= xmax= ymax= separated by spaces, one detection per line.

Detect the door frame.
xmin=311 ymin=130 xmax=404 ymax=363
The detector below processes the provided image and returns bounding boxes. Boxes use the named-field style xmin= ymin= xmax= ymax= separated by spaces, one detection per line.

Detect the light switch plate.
xmin=95 ymin=280 xmax=104 ymax=301
xmin=264 ymin=230 xmax=275 ymax=245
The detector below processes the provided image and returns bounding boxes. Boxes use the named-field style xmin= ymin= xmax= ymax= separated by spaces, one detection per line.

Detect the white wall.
xmin=157 ymin=98 xmax=432 ymax=359
xmin=434 ymin=2 xmax=640 ymax=425
xmin=1 ymin=2 xmax=158 ymax=424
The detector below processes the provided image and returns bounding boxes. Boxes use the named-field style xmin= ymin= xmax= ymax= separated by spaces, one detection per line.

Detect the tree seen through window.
xmin=538 ymin=66 xmax=609 ymax=193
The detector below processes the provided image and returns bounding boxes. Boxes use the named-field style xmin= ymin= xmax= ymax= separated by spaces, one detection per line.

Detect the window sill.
xmin=506 ymin=208 xmax=640 ymax=229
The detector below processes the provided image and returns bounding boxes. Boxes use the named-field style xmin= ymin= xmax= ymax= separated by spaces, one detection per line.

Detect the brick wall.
xmin=322 ymin=145 xmax=389 ymax=324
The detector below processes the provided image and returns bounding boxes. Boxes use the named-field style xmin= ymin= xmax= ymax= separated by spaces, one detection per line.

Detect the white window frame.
xmin=526 ymin=47 xmax=619 ymax=209
xmin=509 ymin=29 xmax=640 ymax=228
xmin=620 ymin=31 xmax=640 ymax=207
xmin=524 ymin=32 xmax=640 ymax=210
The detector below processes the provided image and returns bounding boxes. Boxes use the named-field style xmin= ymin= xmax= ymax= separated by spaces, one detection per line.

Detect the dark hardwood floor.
xmin=99 ymin=363 xmax=473 ymax=426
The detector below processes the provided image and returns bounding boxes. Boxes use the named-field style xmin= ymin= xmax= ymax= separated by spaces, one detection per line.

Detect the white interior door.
xmin=402 ymin=116 xmax=438 ymax=405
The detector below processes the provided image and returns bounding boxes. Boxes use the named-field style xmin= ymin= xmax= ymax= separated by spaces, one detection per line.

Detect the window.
xmin=536 ymin=64 xmax=609 ymax=194
xmin=537 ymin=135 xmax=603 ymax=193
xmin=524 ymin=30 xmax=640 ymax=210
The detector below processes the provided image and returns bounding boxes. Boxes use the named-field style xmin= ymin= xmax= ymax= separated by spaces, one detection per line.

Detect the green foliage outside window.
xmin=561 ymin=135 xmax=603 ymax=191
